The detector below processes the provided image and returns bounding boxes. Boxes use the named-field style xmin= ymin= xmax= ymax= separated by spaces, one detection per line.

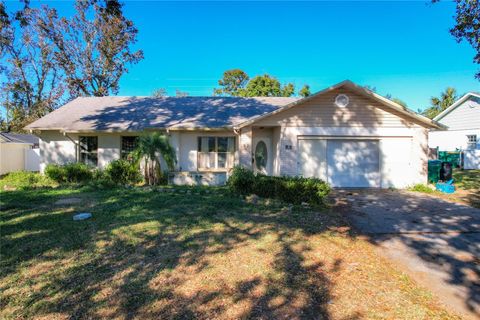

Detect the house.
xmin=25 ymin=80 xmax=441 ymax=187
xmin=0 ymin=132 xmax=40 ymax=175
xmin=429 ymin=92 xmax=480 ymax=169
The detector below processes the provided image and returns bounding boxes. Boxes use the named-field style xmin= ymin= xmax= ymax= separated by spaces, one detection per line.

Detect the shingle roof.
xmin=0 ymin=132 xmax=39 ymax=144
xmin=25 ymin=96 xmax=299 ymax=132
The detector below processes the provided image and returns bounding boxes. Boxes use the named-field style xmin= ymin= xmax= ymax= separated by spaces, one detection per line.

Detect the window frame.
xmin=121 ymin=136 xmax=139 ymax=160
xmin=467 ymin=134 xmax=477 ymax=150
xmin=78 ymin=136 xmax=98 ymax=166
xmin=197 ymin=136 xmax=236 ymax=170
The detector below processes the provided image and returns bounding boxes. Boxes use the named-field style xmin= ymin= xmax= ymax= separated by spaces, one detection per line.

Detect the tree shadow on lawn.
xmin=1 ymin=187 xmax=361 ymax=319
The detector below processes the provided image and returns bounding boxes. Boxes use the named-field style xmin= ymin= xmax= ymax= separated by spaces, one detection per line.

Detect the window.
xmin=467 ymin=135 xmax=477 ymax=150
xmin=121 ymin=136 xmax=139 ymax=159
xmin=197 ymin=136 xmax=235 ymax=169
xmin=79 ymin=136 xmax=98 ymax=166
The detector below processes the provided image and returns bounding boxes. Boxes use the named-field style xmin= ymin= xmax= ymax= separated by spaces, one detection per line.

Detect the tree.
xmin=243 ymin=74 xmax=295 ymax=97
xmin=38 ymin=0 xmax=143 ymax=97
xmin=299 ymin=84 xmax=311 ymax=98
xmin=132 ymin=132 xmax=176 ymax=185
xmin=281 ymin=83 xmax=295 ymax=97
xmin=434 ymin=0 xmax=480 ymax=79
xmin=422 ymin=87 xmax=458 ymax=119
xmin=152 ymin=88 xmax=167 ymax=97
xmin=0 ymin=2 xmax=65 ymax=132
xmin=213 ymin=69 xmax=249 ymax=96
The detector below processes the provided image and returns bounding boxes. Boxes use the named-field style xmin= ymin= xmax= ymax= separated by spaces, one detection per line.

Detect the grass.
xmin=0 ymin=185 xmax=460 ymax=319
xmin=0 ymin=171 xmax=57 ymax=190
xmin=453 ymin=169 xmax=480 ymax=190
xmin=409 ymin=169 xmax=480 ymax=208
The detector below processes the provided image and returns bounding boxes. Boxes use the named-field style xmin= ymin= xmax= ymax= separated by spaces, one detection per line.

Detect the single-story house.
xmin=25 ymin=80 xmax=441 ymax=187
xmin=0 ymin=132 xmax=40 ymax=175
xmin=429 ymin=92 xmax=480 ymax=169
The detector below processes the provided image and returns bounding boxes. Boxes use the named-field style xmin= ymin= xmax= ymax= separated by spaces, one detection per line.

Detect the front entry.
xmin=253 ymin=138 xmax=272 ymax=175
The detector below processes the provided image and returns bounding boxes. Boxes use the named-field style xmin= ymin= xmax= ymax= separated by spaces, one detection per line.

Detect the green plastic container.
xmin=428 ymin=160 xmax=442 ymax=183
xmin=438 ymin=151 xmax=461 ymax=168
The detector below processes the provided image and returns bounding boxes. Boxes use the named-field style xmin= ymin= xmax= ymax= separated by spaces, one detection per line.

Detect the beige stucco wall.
xmin=0 ymin=143 xmax=31 ymax=175
xmin=37 ymin=130 xmax=238 ymax=173
xmin=38 ymin=131 xmax=130 ymax=172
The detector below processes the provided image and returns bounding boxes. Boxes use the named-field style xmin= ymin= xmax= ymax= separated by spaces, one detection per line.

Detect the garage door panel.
xmin=298 ymin=139 xmax=327 ymax=180
xmin=327 ymin=140 xmax=380 ymax=188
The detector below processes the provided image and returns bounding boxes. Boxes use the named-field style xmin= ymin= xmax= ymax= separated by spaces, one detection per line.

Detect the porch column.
xmin=239 ymin=127 xmax=253 ymax=169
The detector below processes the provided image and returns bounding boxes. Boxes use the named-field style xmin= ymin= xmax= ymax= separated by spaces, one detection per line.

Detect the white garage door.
xmin=298 ymin=138 xmax=380 ymax=187
xmin=327 ymin=140 xmax=380 ymax=187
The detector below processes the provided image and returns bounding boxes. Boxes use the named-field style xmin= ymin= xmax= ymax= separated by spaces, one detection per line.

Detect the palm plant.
xmin=131 ymin=132 xmax=176 ymax=185
xmin=423 ymin=87 xmax=458 ymax=119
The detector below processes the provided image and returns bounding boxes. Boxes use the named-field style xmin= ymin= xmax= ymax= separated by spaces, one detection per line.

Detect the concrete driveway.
xmin=335 ymin=189 xmax=480 ymax=319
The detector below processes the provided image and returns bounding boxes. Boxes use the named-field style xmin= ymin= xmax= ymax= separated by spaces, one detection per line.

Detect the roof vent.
xmin=335 ymin=94 xmax=349 ymax=108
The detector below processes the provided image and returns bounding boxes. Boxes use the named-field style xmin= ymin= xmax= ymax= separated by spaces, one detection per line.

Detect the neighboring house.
xmin=25 ymin=80 xmax=441 ymax=188
xmin=0 ymin=132 xmax=40 ymax=175
xmin=429 ymin=92 xmax=480 ymax=169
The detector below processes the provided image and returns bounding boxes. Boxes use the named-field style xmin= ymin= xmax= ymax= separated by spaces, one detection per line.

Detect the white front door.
xmin=253 ymin=138 xmax=272 ymax=175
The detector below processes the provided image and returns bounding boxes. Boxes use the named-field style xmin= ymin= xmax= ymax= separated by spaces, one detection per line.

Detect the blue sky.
xmin=5 ymin=1 xmax=480 ymax=112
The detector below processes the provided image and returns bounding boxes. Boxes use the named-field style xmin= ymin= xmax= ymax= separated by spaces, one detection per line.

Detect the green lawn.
xmin=0 ymin=186 xmax=459 ymax=319
xmin=453 ymin=169 xmax=480 ymax=190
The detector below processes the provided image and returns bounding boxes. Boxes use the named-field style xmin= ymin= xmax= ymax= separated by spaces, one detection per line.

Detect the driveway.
xmin=335 ymin=189 xmax=480 ymax=320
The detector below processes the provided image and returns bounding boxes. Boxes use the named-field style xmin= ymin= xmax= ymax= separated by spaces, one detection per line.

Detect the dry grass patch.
xmin=0 ymin=186 xmax=460 ymax=319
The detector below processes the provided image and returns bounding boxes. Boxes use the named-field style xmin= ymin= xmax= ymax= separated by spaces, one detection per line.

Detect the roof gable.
xmin=238 ymin=80 xmax=442 ymax=129
xmin=433 ymin=92 xmax=480 ymax=122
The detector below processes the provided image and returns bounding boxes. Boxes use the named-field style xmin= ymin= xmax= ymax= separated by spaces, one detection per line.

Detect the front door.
xmin=253 ymin=138 xmax=272 ymax=175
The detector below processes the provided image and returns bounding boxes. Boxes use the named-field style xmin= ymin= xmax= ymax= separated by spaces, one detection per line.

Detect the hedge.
xmin=227 ymin=166 xmax=330 ymax=205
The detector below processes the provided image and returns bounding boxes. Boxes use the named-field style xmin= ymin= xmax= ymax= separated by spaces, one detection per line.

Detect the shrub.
xmin=45 ymin=163 xmax=93 ymax=183
xmin=227 ymin=167 xmax=331 ymax=205
xmin=104 ymin=159 xmax=142 ymax=185
xmin=226 ymin=166 xmax=256 ymax=195
xmin=0 ymin=171 xmax=56 ymax=190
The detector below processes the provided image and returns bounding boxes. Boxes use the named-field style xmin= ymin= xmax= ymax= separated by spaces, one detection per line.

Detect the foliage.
xmin=132 ymin=132 xmax=176 ymax=185
xmin=408 ymin=183 xmax=435 ymax=194
xmin=213 ymin=69 xmax=249 ymax=96
xmin=244 ymin=74 xmax=295 ymax=97
xmin=214 ymin=69 xmax=304 ymax=97
xmin=0 ymin=171 xmax=56 ymax=190
xmin=152 ymin=88 xmax=167 ymax=97
xmin=104 ymin=159 xmax=142 ymax=185
xmin=0 ymin=0 xmax=142 ymax=132
xmin=0 ymin=3 xmax=65 ymax=132
xmin=422 ymin=87 xmax=458 ymax=119
xmin=226 ymin=166 xmax=256 ymax=194
xmin=227 ymin=166 xmax=331 ymax=205
xmin=299 ymin=84 xmax=311 ymax=98
xmin=37 ymin=0 xmax=143 ymax=97
xmin=433 ymin=0 xmax=480 ymax=79
xmin=44 ymin=163 xmax=93 ymax=183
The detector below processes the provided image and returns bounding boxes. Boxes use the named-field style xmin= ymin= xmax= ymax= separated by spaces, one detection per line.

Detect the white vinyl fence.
xmin=24 ymin=148 xmax=40 ymax=172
